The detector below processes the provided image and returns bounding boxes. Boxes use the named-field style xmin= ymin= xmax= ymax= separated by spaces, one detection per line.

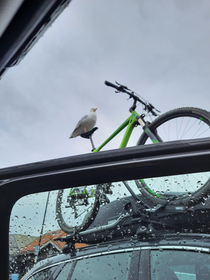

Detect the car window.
xmin=55 ymin=262 xmax=74 ymax=280
xmin=69 ymin=252 xmax=132 ymax=280
xmin=150 ymin=249 xmax=210 ymax=280
xmin=33 ymin=266 xmax=57 ymax=280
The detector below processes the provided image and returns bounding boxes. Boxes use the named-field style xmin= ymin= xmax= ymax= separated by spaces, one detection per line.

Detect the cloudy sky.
xmin=2 ymin=0 xmax=210 ymax=235
xmin=1 ymin=0 xmax=210 ymax=169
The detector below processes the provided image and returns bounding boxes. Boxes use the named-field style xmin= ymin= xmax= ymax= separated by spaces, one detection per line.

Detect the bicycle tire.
xmin=56 ymin=187 xmax=100 ymax=234
xmin=136 ymin=107 xmax=210 ymax=207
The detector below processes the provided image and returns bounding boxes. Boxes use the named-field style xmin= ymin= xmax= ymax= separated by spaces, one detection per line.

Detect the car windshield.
xmin=10 ymin=171 xmax=210 ymax=238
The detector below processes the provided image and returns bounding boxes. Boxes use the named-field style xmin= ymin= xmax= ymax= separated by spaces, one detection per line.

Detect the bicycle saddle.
xmin=80 ymin=127 xmax=98 ymax=139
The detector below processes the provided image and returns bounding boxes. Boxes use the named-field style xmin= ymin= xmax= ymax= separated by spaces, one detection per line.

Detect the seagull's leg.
xmin=84 ymin=127 xmax=87 ymax=133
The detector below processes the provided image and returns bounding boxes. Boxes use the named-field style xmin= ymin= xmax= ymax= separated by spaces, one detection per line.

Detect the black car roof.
xmin=23 ymin=232 xmax=210 ymax=279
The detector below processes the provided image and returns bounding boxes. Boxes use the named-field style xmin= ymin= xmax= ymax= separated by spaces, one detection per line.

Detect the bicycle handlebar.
xmin=104 ymin=80 xmax=119 ymax=90
xmin=104 ymin=80 xmax=159 ymax=116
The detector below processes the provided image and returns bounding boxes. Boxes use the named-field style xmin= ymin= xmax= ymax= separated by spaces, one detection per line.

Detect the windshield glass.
xmin=10 ymin=171 xmax=210 ymax=237
xmin=9 ymin=170 xmax=210 ymax=277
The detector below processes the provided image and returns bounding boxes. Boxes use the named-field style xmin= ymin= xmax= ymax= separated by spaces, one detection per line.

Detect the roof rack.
xmin=55 ymin=192 xmax=210 ymax=253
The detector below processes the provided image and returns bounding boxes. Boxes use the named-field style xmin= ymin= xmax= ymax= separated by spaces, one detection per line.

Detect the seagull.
xmin=69 ymin=108 xmax=97 ymax=138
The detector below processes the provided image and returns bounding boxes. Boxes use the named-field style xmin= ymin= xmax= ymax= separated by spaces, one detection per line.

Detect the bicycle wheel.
xmin=136 ymin=107 xmax=210 ymax=206
xmin=56 ymin=186 xmax=100 ymax=234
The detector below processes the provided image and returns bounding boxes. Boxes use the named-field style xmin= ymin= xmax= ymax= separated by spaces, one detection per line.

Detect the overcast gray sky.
xmin=2 ymin=0 xmax=210 ymax=236
xmin=1 ymin=0 xmax=210 ymax=169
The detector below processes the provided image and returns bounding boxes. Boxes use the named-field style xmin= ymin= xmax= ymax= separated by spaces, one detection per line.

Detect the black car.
xmin=22 ymin=230 xmax=210 ymax=280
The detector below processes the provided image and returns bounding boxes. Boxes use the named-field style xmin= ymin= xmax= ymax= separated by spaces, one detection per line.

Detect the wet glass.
xmin=150 ymin=250 xmax=210 ymax=280
xmin=9 ymin=171 xmax=210 ymax=276
xmin=71 ymin=252 xmax=132 ymax=280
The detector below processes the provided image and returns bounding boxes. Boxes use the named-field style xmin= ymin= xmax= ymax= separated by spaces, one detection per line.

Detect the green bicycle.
xmin=56 ymin=81 xmax=210 ymax=234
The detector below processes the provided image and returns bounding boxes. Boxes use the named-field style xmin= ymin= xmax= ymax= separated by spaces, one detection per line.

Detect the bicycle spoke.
xmin=137 ymin=108 xmax=210 ymax=206
xmin=56 ymin=186 xmax=99 ymax=234
xmin=74 ymin=205 xmax=92 ymax=219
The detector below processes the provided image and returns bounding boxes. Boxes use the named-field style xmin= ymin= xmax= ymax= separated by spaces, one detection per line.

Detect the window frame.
xmin=3 ymin=138 xmax=210 ymax=278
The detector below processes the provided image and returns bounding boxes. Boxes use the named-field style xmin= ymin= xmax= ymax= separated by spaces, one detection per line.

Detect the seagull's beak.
xmin=94 ymin=108 xmax=97 ymax=111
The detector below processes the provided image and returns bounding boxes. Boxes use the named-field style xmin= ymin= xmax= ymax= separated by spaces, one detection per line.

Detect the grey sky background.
xmin=2 ymin=0 xmax=210 ymax=235
xmin=1 ymin=0 xmax=210 ymax=169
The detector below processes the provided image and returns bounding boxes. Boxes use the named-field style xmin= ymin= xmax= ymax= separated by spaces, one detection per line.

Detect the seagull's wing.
xmin=73 ymin=114 xmax=88 ymax=131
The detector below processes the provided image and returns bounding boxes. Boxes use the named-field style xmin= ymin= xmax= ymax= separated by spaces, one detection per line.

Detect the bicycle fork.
xmin=136 ymin=116 xmax=162 ymax=143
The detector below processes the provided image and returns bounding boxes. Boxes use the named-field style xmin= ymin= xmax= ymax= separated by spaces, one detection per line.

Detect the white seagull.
xmin=69 ymin=108 xmax=97 ymax=138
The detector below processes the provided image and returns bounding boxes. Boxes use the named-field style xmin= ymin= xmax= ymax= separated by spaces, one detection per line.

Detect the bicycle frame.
xmin=93 ymin=110 xmax=140 ymax=152
xmin=68 ymin=98 xmax=160 ymax=204
xmin=68 ymin=109 xmax=161 ymax=200
xmin=93 ymin=110 xmax=159 ymax=152
xmin=90 ymin=109 xmax=162 ymax=200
